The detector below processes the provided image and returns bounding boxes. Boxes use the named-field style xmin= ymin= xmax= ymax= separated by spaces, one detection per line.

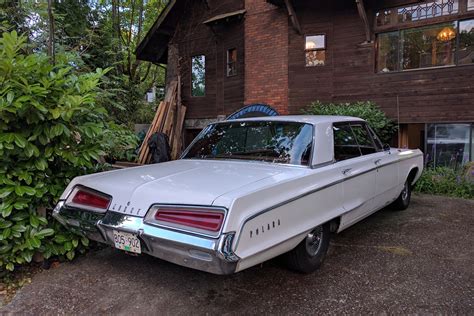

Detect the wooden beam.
xmin=355 ymin=0 xmax=372 ymax=43
xmin=283 ymin=0 xmax=302 ymax=35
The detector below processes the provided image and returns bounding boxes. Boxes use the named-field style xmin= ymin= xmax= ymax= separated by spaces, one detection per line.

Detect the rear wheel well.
xmin=329 ymin=217 xmax=340 ymax=233
xmin=407 ymin=167 xmax=419 ymax=187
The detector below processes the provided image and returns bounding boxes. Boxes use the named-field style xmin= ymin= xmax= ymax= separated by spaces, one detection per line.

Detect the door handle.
xmin=374 ymin=159 xmax=382 ymax=165
xmin=342 ymin=168 xmax=352 ymax=175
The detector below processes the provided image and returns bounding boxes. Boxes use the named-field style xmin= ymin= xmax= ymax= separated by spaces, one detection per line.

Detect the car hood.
xmin=61 ymin=159 xmax=286 ymax=217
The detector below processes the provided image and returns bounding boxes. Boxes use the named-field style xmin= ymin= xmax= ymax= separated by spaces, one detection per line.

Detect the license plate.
xmin=112 ymin=230 xmax=141 ymax=254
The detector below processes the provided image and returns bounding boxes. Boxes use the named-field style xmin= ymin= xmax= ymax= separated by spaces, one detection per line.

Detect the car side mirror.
xmin=383 ymin=143 xmax=391 ymax=152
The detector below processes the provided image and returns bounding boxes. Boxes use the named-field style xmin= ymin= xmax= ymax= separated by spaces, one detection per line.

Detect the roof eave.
xmin=135 ymin=0 xmax=177 ymax=63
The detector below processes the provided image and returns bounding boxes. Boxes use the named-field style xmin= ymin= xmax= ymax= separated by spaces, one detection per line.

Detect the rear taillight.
xmin=145 ymin=206 xmax=225 ymax=236
xmin=155 ymin=209 xmax=223 ymax=232
xmin=65 ymin=186 xmax=111 ymax=213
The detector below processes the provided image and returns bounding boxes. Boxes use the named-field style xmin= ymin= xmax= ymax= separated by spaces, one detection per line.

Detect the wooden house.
xmin=136 ymin=0 xmax=474 ymax=167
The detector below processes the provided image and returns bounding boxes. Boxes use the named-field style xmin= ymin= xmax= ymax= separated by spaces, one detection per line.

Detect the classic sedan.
xmin=53 ymin=116 xmax=423 ymax=274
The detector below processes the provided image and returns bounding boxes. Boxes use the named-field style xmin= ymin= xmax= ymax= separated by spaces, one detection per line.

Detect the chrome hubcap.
xmin=305 ymin=225 xmax=323 ymax=256
xmin=401 ymin=182 xmax=408 ymax=201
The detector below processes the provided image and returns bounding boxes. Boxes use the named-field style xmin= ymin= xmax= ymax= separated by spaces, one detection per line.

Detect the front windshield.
xmin=183 ymin=121 xmax=314 ymax=166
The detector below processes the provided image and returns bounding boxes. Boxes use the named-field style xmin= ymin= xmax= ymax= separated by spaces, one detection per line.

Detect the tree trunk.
xmin=47 ymin=0 xmax=55 ymax=65
xmin=131 ymin=0 xmax=145 ymax=81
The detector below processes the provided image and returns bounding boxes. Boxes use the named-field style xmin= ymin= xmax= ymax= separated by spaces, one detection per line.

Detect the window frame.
xmin=182 ymin=120 xmax=316 ymax=167
xmin=191 ymin=54 xmax=206 ymax=97
xmin=226 ymin=48 xmax=237 ymax=77
xmin=469 ymin=0 xmax=474 ymax=11
xmin=374 ymin=0 xmax=462 ymax=31
xmin=349 ymin=122 xmax=379 ymax=156
xmin=424 ymin=122 xmax=474 ymax=168
xmin=304 ymin=34 xmax=327 ymax=67
xmin=367 ymin=125 xmax=384 ymax=150
xmin=333 ymin=122 xmax=380 ymax=162
xmin=376 ymin=17 xmax=474 ymax=74
xmin=333 ymin=123 xmax=362 ymax=162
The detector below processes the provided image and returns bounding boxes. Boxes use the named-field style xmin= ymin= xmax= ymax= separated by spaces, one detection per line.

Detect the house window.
xmin=191 ymin=55 xmax=205 ymax=97
xmin=377 ymin=19 xmax=474 ymax=72
xmin=459 ymin=19 xmax=474 ymax=65
xmin=375 ymin=0 xmax=459 ymax=27
xmin=468 ymin=0 xmax=474 ymax=10
xmin=305 ymin=35 xmax=325 ymax=66
xmin=426 ymin=123 xmax=473 ymax=168
xmin=376 ymin=10 xmax=393 ymax=27
xmin=401 ymin=22 xmax=456 ymax=70
xmin=377 ymin=31 xmax=400 ymax=72
xmin=227 ymin=48 xmax=237 ymax=76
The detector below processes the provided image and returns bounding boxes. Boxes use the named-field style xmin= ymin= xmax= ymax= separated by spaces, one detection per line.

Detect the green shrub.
xmin=304 ymin=101 xmax=397 ymax=144
xmin=0 ymin=31 xmax=111 ymax=271
xmin=102 ymin=122 xmax=139 ymax=163
xmin=414 ymin=167 xmax=473 ymax=199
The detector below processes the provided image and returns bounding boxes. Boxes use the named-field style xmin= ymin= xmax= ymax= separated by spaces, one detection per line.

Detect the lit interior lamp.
xmin=437 ymin=27 xmax=456 ymax=41
xmin=306 ymin=41 xmax=316 ymax=49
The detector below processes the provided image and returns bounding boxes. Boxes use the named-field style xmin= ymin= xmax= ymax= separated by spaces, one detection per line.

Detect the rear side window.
xmin=333 ymin=124 xmax=361 ymax=161
xmin=350 ymin=123 xmax=377 ymax=155
xmin=367 ymin=126 xmax=383 ymax=151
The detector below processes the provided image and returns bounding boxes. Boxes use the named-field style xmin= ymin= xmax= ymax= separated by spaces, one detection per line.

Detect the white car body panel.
xmin=61 ymin=160 xmax=285 ymax=217
xmin=55 ymin=115 xmax=424 ymax=274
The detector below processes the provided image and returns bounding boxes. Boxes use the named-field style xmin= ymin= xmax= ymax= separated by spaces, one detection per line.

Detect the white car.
xmin=53 ymin=116 xmax=423 ymax=274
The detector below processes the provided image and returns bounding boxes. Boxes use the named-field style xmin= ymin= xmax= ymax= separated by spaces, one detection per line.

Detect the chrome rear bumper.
xmin=53 ymin=201 xmax=239 ymax=275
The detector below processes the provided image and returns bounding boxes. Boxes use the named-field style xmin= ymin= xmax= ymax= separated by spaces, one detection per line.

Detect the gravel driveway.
xmin=2 ymin=194 xmax=473 ymax=315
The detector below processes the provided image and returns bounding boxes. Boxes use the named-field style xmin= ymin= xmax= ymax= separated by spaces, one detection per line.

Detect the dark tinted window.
xmin=367 ymin=126 xmax=383 ymax=151
xmin=333 ymin=124 xmax=361 ymax=161
xmin=184 ymin=121 xmax=313 ymax=166
xmin=351 ymin=123 xmax=377 ymax=155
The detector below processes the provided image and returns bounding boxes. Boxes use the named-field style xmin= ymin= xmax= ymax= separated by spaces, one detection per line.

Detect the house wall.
xmin=171 ymin=0 xmax=245 ymax=119
xmin=244 ymin=1 xmax=289 ymax=114
xmin=288 ymin=1 xmax=474 ymax=124
xmin=167 ymin=0 xmax=473 ymax=125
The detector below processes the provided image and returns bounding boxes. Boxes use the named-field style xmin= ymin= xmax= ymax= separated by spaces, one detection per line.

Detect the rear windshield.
xmin=182 ymin=121 xmax=313 ymax=166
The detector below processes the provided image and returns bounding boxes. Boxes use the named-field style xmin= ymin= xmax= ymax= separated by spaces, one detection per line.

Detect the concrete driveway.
xmin=2 ymin=194 xmax=473 ymax=315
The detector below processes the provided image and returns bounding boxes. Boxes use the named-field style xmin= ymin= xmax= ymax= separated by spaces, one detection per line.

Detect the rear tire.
xmin=285 ymin=223 xmax=330 ymax=273
xmin=391 ymin=180 xmax=411 ymax=211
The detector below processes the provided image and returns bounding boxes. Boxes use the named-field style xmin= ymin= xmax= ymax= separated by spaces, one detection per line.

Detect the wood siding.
xmin=288 ymin=1 xmax=474 ymax=124
xmin=170 ymin=0 xmax=245 ymax=119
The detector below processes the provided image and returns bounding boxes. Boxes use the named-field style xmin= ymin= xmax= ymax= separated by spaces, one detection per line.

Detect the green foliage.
xmin=102 ymin=122 xmax=139 ymax=162
xmin=304 ymin=101 xmax=398 ymax=144
xmin=96 ymin=74 xmax=159 ymax=126
xmin=0 ymin=31 xmax=109 ymax=271
xmin=414 ymin=167 xmax=474 ymax=199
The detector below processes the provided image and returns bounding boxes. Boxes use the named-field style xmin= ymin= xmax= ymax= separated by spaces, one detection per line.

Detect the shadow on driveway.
xmin=2 ymin=194 xmax=473 ymax=315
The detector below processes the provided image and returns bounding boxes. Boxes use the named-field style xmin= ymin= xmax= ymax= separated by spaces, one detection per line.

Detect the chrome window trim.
xmin=180 ymin=120 xmax=316 ymax=168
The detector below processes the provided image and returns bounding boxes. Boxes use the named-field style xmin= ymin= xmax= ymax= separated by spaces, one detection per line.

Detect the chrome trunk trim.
xmin=53 ymin=205 xmax=238 ymax=275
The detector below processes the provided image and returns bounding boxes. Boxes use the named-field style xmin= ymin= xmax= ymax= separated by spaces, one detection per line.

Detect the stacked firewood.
xmin=137 ymin=79 xmax=187 ymax=164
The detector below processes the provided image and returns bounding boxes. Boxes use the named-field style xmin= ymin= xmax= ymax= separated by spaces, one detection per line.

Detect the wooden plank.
xmin=171 ymin=105 xmax=187 ymax=159
xmin=138 ymin=102 xmax=163 ymax=163
xmin=137 ymin=102 xmax=163 ymax=164
xmin=137 ymin=79 xmax=180 ymax=164
xmin=145 ymin=101 xmax=171 ymax=164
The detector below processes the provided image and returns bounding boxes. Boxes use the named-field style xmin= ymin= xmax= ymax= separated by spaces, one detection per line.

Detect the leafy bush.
xmin=304 ymin=101 xmax=398 ymax=144
xmin=102 ymin=122 xmax=139 ymax=163
xmin=414 ymin=167 xmax=473 ymax=199
xmin=0 ymin=31 xmax=111 ymax=271
xmin=96 ymin=74 xmax=159 ymax=127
